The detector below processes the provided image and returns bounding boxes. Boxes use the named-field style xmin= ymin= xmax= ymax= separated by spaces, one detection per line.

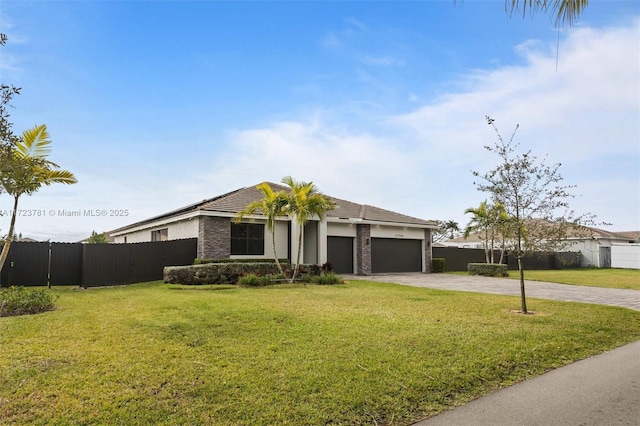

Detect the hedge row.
xmin=164 ymin=262 xmax=335 ymax=285
xmin=164 ymin=262 xmax=282 ymax=285
xmin=467 ymin=263 xmax=509 ymax=277
xmin=194 ymin=258 xmax=290 ymax=265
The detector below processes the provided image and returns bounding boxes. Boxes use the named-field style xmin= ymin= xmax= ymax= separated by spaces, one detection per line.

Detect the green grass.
xmin=506 ymin=269 xmax=640 ymax=290
xmin=2 ymin=281 xmax=639 ymax=425
xmin=448 ymin=268 xmax=640 ymax=290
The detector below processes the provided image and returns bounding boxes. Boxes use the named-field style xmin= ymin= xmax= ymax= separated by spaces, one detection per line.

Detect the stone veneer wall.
xmin=198 ymin=216 xmax=230 ymax=259
xmin=424 ymin=228 xmax=432 ymax=273
xmin=356 ymin=223 xmax=371 ymax=275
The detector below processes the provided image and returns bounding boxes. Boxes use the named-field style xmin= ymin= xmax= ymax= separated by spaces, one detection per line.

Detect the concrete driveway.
xmin=343 ymin=272 xmax=640 ymax=311
xmin=344 ymin=273 xmax=640 ymax=425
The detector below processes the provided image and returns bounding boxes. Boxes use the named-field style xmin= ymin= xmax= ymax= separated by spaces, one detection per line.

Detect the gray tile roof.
xmin=449 ymin=222 xmax=638 ymax=243
xmin=199 ymin=182 xmax=434 ymax=226
xmin=111 ymin=182 xmax=435 ymax=233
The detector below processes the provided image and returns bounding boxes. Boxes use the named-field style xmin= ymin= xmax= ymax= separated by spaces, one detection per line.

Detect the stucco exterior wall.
xmin=112 ymin=218 xmax=198 ymax=243
xmin=370 ymin=225 xmax=424 ymax=239
xmin=327 ymin=222 xmax=357 ymax=237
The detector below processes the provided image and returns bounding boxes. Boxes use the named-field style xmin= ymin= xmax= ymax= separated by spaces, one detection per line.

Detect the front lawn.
xmin=2 ymin=281 xmax=639 ymax=425
xmin=506 ymin=268 xmax=640 ymax=290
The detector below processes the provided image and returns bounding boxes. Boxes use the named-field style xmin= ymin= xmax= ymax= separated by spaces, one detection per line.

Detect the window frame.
xmin=231 ymin=222 xmax=265 ymax=255
xmin=151 ymin=228 xmax=168 ymax=242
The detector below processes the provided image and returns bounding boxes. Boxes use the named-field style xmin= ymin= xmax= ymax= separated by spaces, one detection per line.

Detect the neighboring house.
xmin=110 ymin=182 xmax=438 ymax=275
xmin=443 ymin=225 xmax=640 ymax=268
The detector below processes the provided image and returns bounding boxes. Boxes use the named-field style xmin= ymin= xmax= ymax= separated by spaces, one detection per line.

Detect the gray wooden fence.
xmin=0 ymin=238 xmax=197 ymax=288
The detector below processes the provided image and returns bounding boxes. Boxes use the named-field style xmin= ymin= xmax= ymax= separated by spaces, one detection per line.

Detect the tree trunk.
xmin=499 ymin=236 xmax=506 ymax=264
xmin=489 ymin=233 xmax=495 ymax=263
xmin=484 ymin=231 xmax=490 ymax=263
xmin=291 ymin=224 xmax=303 ymax=282
xmin=518 ymin=256 xmax=528 ymax=314
xmin=271 ymin=228 xmax=284 ymax=275
xmin=0 ymin=195 xmax=19 ymax=273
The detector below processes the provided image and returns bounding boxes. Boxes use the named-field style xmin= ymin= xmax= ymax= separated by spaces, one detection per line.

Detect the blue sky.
xmin=1 ymin=1 xmax=639 ymax=241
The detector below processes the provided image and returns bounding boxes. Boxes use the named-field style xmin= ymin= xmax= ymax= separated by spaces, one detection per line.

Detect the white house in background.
xmin=109 ymin=182 xmax=438 ymax=275
xmin=442 ymin=227 xmax=640 ymax=268
xmin=570 ymin=229 xmax=640 ymax=268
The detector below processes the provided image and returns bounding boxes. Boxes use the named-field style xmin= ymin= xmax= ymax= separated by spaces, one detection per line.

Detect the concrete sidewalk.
xmin=344 ymin=273 xmax=640 ymax=425
xmin=414 ymin=340 xmax=640 ymax=426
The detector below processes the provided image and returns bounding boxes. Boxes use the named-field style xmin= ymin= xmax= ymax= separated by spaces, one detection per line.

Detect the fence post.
xmin=47 ymin=242 xmax=52 ymax=289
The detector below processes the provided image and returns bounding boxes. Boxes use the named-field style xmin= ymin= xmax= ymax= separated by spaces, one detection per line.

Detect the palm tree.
xmin=465 ymin=201 xmax=512 ymax=265
xmin=506 ymin=0 xmax=588 ymax=27
xmin=443 ymin=220 xmax=460 ymax=240
xmin=490 ymin=202 xmax=511 ymax=264
xmin=233 ymin=182 xmax=288 ymax=275
xmin=464 ymin=201 xmax=493 ymax=263
xmin=281 ymin=176 xmax=335 ymax=282
xmin=0 ymin=124 xmax=77 ymax=273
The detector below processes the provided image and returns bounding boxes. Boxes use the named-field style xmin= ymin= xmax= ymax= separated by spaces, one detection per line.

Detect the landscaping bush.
xmin=432 ymin=258 xmax=446 ymax=273
xmin=237 ymin=273 xmax=267 ymax=287
xmin=297 ymin=272 xmax=343 ymax=285
xmin=321 ymin=262 xmax=334 ymax=273
xmin=238 ymin=273 xmax=289 ymax=287
xmin=0 ymin=286 xmax=58 ymax=317
xmin=468 ymin=263 xmax=509 ymax=277
xmin=166 ymin=261 xmax=340 ymax=286
xmin=311 ymin=273 xmax=344 ymax=285
xmin=194 ymin=258 xmax=290 ymax=265
xmin=164 ymin=262 xmax=282 ymax=285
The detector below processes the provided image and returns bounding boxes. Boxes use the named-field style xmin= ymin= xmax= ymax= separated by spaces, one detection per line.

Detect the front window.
xmin=231 ymin=223 xmax=264 ymax=255
xmin=151 ymin=228 xmax=168 ymax=241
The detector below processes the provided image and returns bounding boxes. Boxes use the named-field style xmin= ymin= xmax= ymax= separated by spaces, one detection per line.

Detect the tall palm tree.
xmin=0 ymin=124 xmax=77 ymax=273
xmin=281 ymin=176 xmax=335 ymax=282
xmin=233 ymin=182 xmax=288 ymax=275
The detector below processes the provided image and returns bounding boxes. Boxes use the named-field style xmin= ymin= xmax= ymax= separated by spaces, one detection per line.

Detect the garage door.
xmin=327 ymin=236 xmax=354 ymax=274
xmin=372 ymin=238 xmax=422 ymax=273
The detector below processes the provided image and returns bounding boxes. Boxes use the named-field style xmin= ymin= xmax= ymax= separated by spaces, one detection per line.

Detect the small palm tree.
xmin=465 ymin=200 xmax=511 ymax=264
xmin=443 ymin=220 xmax=460 ymax=240
xmin=0 ymin=124 xmax=77 ymax=273
xmin=464 ymin=200 xmax=494 ymax=263
xmin=281 ymin=176 xmax=335 ymax=282
xmin=234 ymin=182 xmax=288 ymax=275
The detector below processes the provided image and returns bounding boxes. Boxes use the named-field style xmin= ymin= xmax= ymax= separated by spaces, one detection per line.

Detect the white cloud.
xmin=200 ymin=20 xmax=640 ymax=230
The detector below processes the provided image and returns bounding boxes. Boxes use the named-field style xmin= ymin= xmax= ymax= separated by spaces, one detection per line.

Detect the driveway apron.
xmin=344 ymin=273 xmax=640 ymax=311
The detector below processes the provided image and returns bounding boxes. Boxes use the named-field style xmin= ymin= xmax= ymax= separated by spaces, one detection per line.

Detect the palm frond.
xmin=15 ymin=124 xmax=52 ymax=159
xmin=507 ymin=0 xmax=587 ymax=27
xmin=39 ymin=168 xmax=77 ymax=185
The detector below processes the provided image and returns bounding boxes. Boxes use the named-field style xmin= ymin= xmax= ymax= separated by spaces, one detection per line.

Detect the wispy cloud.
xmin=205 ymin=20 xmax=640 ymax=229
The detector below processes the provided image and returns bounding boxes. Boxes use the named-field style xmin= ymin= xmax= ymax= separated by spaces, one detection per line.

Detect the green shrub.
xmin=468 ymin=263 xmax=509 ymax=277
xmin=238 ymin=273 xmax=293 ymax=287
xmin=311 ymin=273 xmax=344 ymax=285
xmin=165 ymin=262 xmax=283 ymax=285
xmin=297 ymin=273 xmax=343 ymax=285
xmin=237 ymin=273 xmax=267 ymax=287
xmin=432 ymin=258 xmax=446 ymax=273
xmin=0 ymin=286 xmax=58 ymax=317
xmin=194 ymin=258 xmax=289 ymax=265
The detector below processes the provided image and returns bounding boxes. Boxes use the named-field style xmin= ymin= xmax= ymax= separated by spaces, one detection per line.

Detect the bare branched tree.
xmin=473 ymin=116 xmax=596 ymax=313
